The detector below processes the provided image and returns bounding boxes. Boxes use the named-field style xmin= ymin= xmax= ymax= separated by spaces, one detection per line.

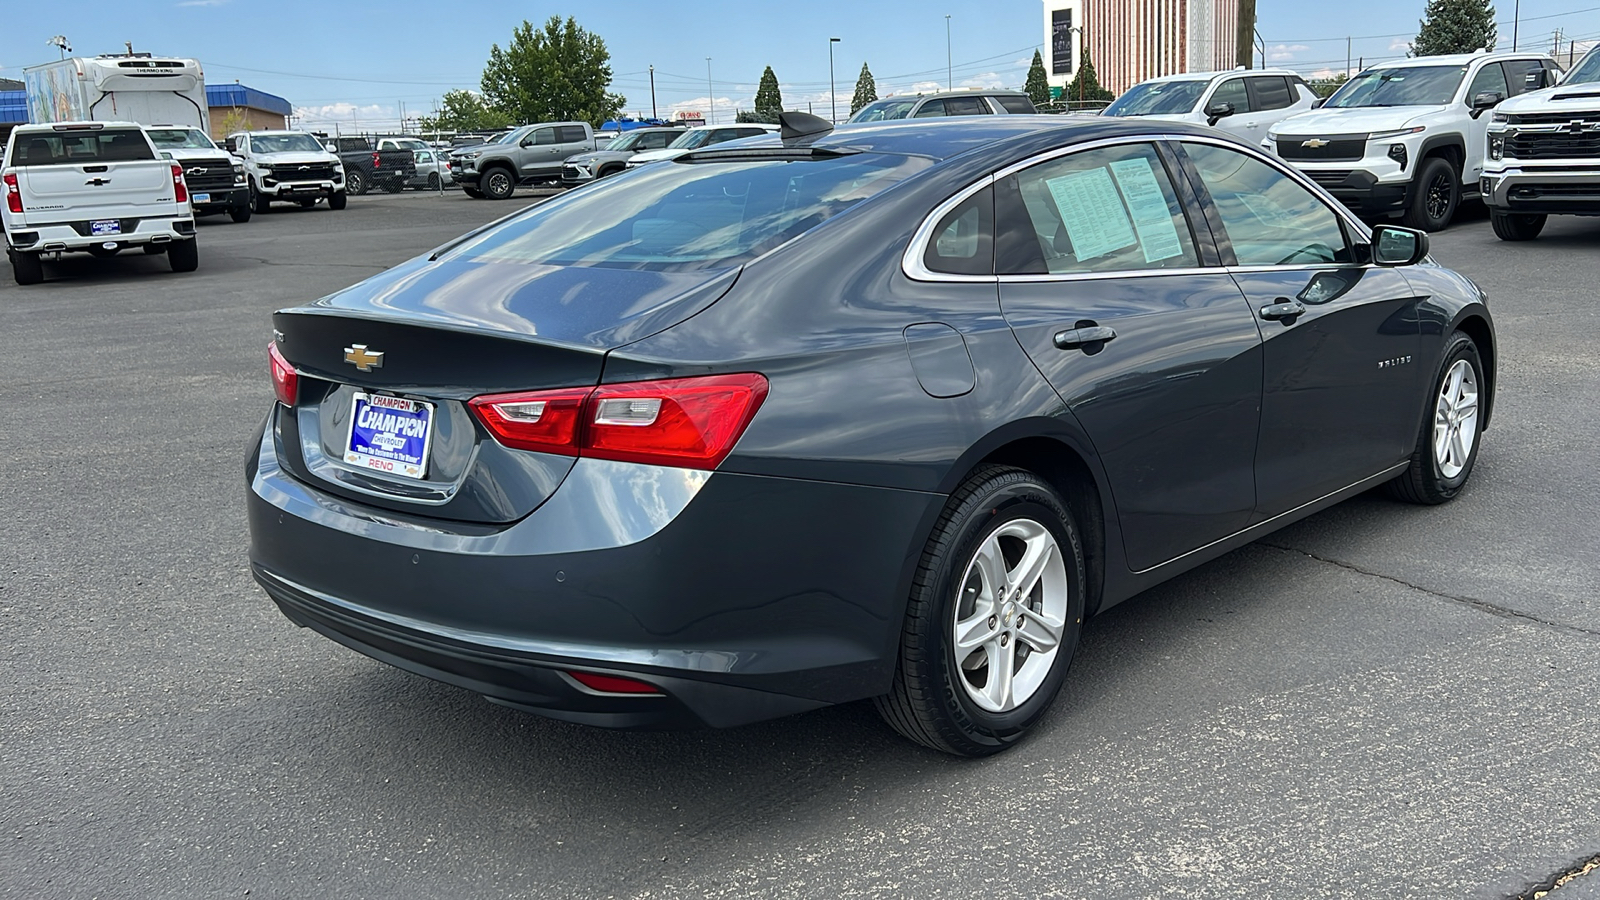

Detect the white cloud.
xmin=1267 ymin=43 xmax=1310 ymax=62
xmin=960 ymin=71 xmax=1008 ymax=89
xmin=1389 ymin=38 xmax=1411 ymax=51
xmin=293 ymin=102 xmax=398 ymax=128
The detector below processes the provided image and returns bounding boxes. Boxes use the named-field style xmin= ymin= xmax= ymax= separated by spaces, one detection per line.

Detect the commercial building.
xmin=1044 ymin=0 xmax=1241 ymax=96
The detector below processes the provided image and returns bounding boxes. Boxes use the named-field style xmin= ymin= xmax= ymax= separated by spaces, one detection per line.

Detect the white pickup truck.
xmin=3 ymin=121 xmax=198 ymax=285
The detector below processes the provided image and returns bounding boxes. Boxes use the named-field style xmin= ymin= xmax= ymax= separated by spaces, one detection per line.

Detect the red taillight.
xmin=372 ymin=151 xmax=381 ymax=169
xmin=468 ymin=373 xmax=768 ymax=470
xmin=567 ymin=671 xmax=662 ymax=695
xmin=268 ymin=341 xmax=298 ymax=406
xmin=3 ymin=173 xmax=20 ymax=214
xmin=171 ymin=163 xmax=187 ymax=204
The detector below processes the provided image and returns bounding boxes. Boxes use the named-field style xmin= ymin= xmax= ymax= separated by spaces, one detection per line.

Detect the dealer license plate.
xmin=90 ymin=220 xmax=120 ymax=236
xmin=192 ymin=192 xmax=210 ymax=204
xmin=345 ymin=392 xmax=434 ymax=480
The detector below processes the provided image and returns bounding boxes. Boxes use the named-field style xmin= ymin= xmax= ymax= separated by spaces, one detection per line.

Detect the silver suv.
xmin=848 ymin=90 xmax=1037 ymax=123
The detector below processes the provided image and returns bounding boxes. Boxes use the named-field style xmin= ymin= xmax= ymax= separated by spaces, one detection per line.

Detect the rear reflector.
xmin=268 ymin=341 xmax=298 ymax=406
xmin=469 ymin=373 xmax=768 ymax=470
xmin=567 ymin=671 xmax=663 ymax=695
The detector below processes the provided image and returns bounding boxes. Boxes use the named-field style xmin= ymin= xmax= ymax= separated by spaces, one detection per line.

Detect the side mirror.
xmin=1204 ymin=101 xmax=1235 ymax=126
xmin=1312 ymin=97 xmax=1326 ymax=109
xmin=1371 ymin=225 xmax=1430 ymax=266
xmin=1470 ymin=90 xmax=1504 ymax=118
xmin=224 ymin=138 xmax=237 ymax=152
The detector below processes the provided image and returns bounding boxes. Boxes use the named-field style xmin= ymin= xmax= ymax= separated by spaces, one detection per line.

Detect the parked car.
xmin=625 ymin=123 xmax=780 ymax=168
xmin=1265 ymin=50 xmax=1560 ymax=230
xmin=1481 ymin=44 xmax=1600 ymax=240
xmin=144 ymin=126 xmax=252 ymax=223
xmin=449 ymin=122 xmax=599 ymax=199
xmin=328 ymin=136 xmax=416 ymax=196
xmin=248 ymin=113 xmax=1495 ymax=757
xmin=561 ymin=126 xmax=686 ymax=186
xmin=3 ymin=121 xmax=199 ymax=284
xmin=227 ymin=131 xmax=349 ymax=213
xmin=848 ymin=89 xmax=1038 ymax=123
xmin=1102 ymin=69 xmax=1317 ymax=139
xmin=366 ymin=136 xmax=451 ymax=190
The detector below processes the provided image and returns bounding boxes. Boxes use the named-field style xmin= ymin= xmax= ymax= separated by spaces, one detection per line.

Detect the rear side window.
xmin=913 ymin=100 xmax=948 ymax=118
xmin=1249 ymin=76 xmax=1294 ymax=111
xmin=557 ymin=126 xmax=588 ymax=143
xmin=996 ymin=143 xmax=1200 ymax=276
xmin=11 ymin=128 xmax=155 ymax=165
xmin=995 ymin=95 xmax=1038 ymax=114
xmin=923 ymin=187 xmax=994 ymax=276
xmin=945 ymin=97 xmax=991 ymax=116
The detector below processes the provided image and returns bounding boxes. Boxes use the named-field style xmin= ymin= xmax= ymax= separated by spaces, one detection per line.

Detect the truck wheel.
xmin=482 ymin=166 xmax=516 ymax=200
xmin=328 ymin=192 xmax=348 ymax=210
xmin=230 ymin=203 xmax=252 ymax=223
xmin=168 ymin=239 xmax=199 ymax=273
xmin=253 ymin=188 xmax=272 ymax=214
xmin=347 ymin=170 xmax=368 ymax=196
xmin=462 ymin=186 xmax=485 ymax=199
xmin=1490 ymin=210 xmax=1546 ymax=241
xmin=1401 ymin=156 xmax=1458 ymax=232
xmin=9 ymin=249 xmax=43 ymax=285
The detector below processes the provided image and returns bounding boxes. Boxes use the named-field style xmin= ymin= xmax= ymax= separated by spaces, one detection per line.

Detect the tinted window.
xmin=995 ymin=95 xmax=1038 ymax=113
xmin=557 ymin=126 xmax=589 ymax=143
xmin=923 ymin=188 xmax=993 ymax=275
xmin=944 ymin=97 xmax=991 ymax=116
xmin=733 ymin=127 xmax=770 ymax=138
xmin=639 ymin=131 xmax=674 ymax=149
xmin=1500 ymin=59 xmax=1547 ymax=95
xmin=849 ymin=98 xmax=920 ymax=122
xmin=1103 ymin=80 xmax=1207 ymax=116
xmin=1210 ymin=78 xmax=1252 ymax=113
xmin=445 ymin=153 xmax=930 ymax=271
xmin=1250 ymin=76 xmax=1294 ymax=110
xmin=13 ymin=128 xmax=156 ymax=165
xmin=1466 ymin=63 xmax=1510 ymax=101
xmin=1324 ymin=65 xmax=1467 ymax=108
xmin=531 ymin=128 xmax=558 ymax=146
xmin=912 ymin=100 xmax=948 ymax=118
xmin=1183 ymin=142 xmax=1350 ymax=266
xmin=997 ymin=143 xmax=1199 ymax=276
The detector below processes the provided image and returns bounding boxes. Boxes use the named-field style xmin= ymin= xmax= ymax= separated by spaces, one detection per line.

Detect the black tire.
xmin=347 ymin=169 xmax=368 ymax=196
xmin=10 ymin=249 xmax=43 ymax=285
xmin=229 ymin=204 xmax=252 ymax=223
xmin=328 ymin=192 xmax=348 ymax=211
xmin=1401 ymin=156 xmax=1459 ymax=231
xmin=252 ymin=187 xmax=271 ymax=214
xmin=597 ymin=164 xmax=623 ymax=179
xmin=1387 ymin=331 xmax=1484 ymax=505
xmin=143 ymin=244 xmax=167 ymax=255
xmin=426 ymin=173 xmax=441 ymax=191
xmin=874 ymin=465 xmax=1086 ymax=757
xmin=167 ymin=238 xmax=199 ymax=273
xmin=1490 ymin=210 xmax=1546 ymax=241
xmin=481 ymin=166 xmax=516 ymax=200
xmin=299 ymin=198 xmax=317 ymax=209
xmin=462 ymin=186 xmax=485 ymax=199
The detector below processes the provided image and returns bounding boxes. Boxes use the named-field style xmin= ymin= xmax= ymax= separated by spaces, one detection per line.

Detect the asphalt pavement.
xmin=1 ymin=190 xmax=1597 ymax=900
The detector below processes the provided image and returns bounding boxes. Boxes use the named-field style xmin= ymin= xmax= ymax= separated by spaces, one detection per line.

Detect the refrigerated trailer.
xmin=24 ymin=55 xmax=210 ymax=133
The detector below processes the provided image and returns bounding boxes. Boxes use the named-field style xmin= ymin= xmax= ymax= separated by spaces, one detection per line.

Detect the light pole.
xmin=829 ymin=37 xmax=841 ymax=123
xmin=706 ymin=57 xmax=713 ymax=125
xmin=945 ymin=16 xmax=952 ymax=88
xmin=1513 ymin=0 xmax=1521 ymax=50
xmin=649 ymin=65 xmax=657 ymax=120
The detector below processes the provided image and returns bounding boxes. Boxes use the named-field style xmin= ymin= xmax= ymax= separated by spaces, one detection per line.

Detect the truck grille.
xmin=266 ymin=163 xmax=337 ymax=182
xmin=1504 ymin=131 xmax=1600 ymax=161
xmin=1277 ymin=136 xmax=1367 ymax=161
xmin=182 ymin=160 xmax=237 ymax=193
xmin=1501 ymin=112 xmax=1600 ymax=126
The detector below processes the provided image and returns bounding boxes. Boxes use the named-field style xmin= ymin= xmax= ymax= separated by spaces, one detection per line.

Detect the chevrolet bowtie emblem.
xmin=344 ymin=344 xmax=384 ymax=372
xmin=187 ymin=166 xmax=207 ymax=176
xmin=1301 ymin=138 xmax=1331 ymax=149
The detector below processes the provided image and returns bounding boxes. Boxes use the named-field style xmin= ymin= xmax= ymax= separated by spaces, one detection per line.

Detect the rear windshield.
xmin=1324 ymin=65 xmax=1466 ymax=108
xmin=10 ymin=128 xmax=156 ymax=165
xmin=1103 ymin=81 xmax=1208 ymax=116
xmin=850 ymin=99 xmax=920 ymax=122
xmin=443 ymin=152 xmax=932 ymax=271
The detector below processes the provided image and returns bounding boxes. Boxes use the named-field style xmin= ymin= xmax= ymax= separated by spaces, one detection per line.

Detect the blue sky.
xmin=5 ymin=1 xmax=1600 ymax=130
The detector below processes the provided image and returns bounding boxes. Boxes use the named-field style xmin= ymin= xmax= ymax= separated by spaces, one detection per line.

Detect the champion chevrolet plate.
xmin=345 ymin=392 xmax=434 ymax=479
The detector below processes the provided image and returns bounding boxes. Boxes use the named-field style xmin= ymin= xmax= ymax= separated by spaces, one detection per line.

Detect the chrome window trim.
xmin=902 ymin=132 xmax=1377 ymax=285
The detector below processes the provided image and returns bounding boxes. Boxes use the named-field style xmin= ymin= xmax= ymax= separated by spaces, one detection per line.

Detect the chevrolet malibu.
xmin=248 ymin=114 xmax=1495 ymax=757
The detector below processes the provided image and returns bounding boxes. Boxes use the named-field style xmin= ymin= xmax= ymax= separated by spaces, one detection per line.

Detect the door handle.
xmin=1053 ymin=325 xmax=1118 ymax=350
xmin=1259 ymin=300 xmax=1306 ymax=323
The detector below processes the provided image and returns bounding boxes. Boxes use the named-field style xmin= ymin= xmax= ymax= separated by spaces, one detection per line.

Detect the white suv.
xmin=1265 ymin=51 xmax=1559 ymax=231
xmin=1102 ymin=69 xmax=1318 ymax=140
xmin=1481 ymin=45 xmax=1600 ymax=240
xmin=626 ymin=124 xmax=781 ymax=168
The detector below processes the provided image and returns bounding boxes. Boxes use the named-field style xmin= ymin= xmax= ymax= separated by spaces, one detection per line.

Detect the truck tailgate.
xmin=20 ymin=161 xmax=177 ymax=223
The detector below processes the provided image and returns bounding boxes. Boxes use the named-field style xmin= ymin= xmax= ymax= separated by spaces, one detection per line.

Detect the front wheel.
xmin=167 ymin=238 xmax=199 ymax=273
xmin=252 ymin=187 xmax=271 ymax=214
xmin=875 ymin=465 xmax=1086 ymax=757
xmin=1401 ymin=156 xmax=1459 ymax=231
xmin=10 ymin=249 xmax=43 ymax=285
xmin=328 ymin=192 xmax=348 ymax=210
xmin=1490 ymin=210 xmax=1546 ymax=241
xmin=229 ymin=204 xmax=252 ymax=223
xmin=481 ymin=167 xmax=516 ymax=200
xmin=1387 ymin=331 xmax=1484 ymax=504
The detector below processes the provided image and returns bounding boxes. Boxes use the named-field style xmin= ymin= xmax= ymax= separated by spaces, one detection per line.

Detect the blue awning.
xmin=1 ymin=90 xmax=26 ymax=125
xmin=205 ymin=83 xmax=292 ymax=116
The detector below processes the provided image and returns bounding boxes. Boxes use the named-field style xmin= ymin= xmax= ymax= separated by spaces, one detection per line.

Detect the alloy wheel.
xmin=1433 ymin=359 xmax=1479 ymax=479
xmin=951 ymin=518 xmax=1069 ymax=713
xmin=1426 ymin=171 xmax=1453 ymax=222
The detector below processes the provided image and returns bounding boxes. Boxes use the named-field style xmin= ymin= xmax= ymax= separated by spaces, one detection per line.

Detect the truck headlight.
xmin=1491 ymin=111 xmax=1510 ymax=124
xmin=1489 ymin=134 xmax=1505 ymax=161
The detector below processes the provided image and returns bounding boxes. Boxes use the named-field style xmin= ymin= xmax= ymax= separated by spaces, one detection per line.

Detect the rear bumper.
xmin=246 ymin=422 xmax=941 ymax=729
xmin=1481 ymin=166 xmax=1600 ymax=215
xmin=5 ymin=215 xmax=195 ymax=253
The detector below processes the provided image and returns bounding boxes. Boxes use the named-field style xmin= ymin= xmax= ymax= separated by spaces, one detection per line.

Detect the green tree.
xmin=1024 ymin=50 xmax=1052 ymax=107
xmin=1066 ymin=46 xmax=1115 ymax=103
xmin=851 ymin=63 xmax=878 ymax=115
xmin=1411 ymin=0 xmax=1497 ymax=56
xmin=1308 ymin=73 xmax=1350 ymax=99
xmin=418 ymin=89 xmax=512 ymax=133
xmin=754 ymin=66 xmax=783 ymax=119
xmin=479 ymin=16 xmax=625 ymax=126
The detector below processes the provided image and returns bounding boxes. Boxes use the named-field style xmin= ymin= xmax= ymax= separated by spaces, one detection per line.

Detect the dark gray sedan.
xmin=249 ymin=114 xmax=1494 ymax=757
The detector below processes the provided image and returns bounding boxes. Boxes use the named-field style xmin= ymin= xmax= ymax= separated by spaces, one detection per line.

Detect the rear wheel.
xmin=1490 ymin=210 xmax=1546 ymax=241
xmin=426 ymin=173 xmax=441 ymax=191
xmin=10 ymin=249 xmax=43 ymax=285
xmin=1401 ymin=156 xmax=1459 ymax=231
xmin=346 ymin=169 xmax=368 ymax=196
xmin=481 ymin=166 xmax=516 ymax=200
xmin=328 ymin=192 xmax=348 ymax=211
xmin=229 ymin=203 xmax=252 ymax=223
xmin=875 ymin=465 xmax=1086 ymax=757
xmin=1387 ymin=331 xmax=1484 ymax=504
xmin=168 ymin=238 xmax=199 ymax=273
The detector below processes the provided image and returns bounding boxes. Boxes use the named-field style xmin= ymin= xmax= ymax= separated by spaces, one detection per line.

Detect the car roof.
xmin=1367 ymin=51 xmax=1552 ymax=70
xmin=14 ymin=120 xmax=143 ymax=133
xmin=1141 ymin=68 xmax=1305 ymax=84
xmin=873 ymin=89 xmax=1030 ymax=101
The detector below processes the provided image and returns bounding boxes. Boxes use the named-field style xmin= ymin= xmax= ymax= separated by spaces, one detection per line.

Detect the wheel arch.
xmin=1452 ymin=311 xmax=1496 ymax=430
xmin=1418 ymin=135 xmax=1465 ymax=175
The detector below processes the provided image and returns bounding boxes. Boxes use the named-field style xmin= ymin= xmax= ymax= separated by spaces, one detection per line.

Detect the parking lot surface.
xmin=2 ymin=191 xmax=1598 ymax=899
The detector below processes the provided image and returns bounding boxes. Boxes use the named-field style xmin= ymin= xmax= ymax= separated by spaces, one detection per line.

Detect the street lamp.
xmin=649 ymin=64 xmax=657 ymax=120
xmin=706 ymin=57 xmax=713 ymax=125
xmin=829 ymin=37 xmax=841 ymax=123
xmin=945 ymin=15 xmax=952 ymax=88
